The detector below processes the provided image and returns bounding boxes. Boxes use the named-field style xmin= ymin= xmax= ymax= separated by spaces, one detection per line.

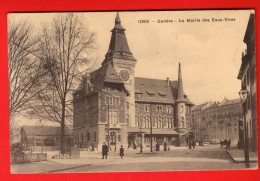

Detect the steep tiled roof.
xmin=134 ymin=77 xmax=178 ymax=104
xmin=22 ymin=126 xmax=72 ymax=136
xmin=176 ymin=63 xmax=186 ymax=103
xmin=102 ymin=12 xmax=136 ymax=65
xmin=90 ymin=62 xmax=124 ymax=92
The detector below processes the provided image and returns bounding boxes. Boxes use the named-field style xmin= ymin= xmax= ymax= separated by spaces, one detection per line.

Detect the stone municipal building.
xmin=73 ymin=12 xmax=194 ymax=151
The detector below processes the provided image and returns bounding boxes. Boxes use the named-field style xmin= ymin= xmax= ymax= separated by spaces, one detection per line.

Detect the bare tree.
xmin=8 ymin=20 xmax=45 ymax=127
xmin=29 ymin=13 xmax=95 ymax=154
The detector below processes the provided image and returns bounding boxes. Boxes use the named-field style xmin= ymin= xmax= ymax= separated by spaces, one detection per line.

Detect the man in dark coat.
xmin=156 ymin=143 xmax=160 ymax=151
xmin=120 ymin=145 xmax=124 ymax=159
xmin=102 ymin=142 xmax=108 ymax=159
xmin=192 ymin=139 xmax=196 ymax=150
xmin=164 ymin=142 xmax=167 ymax=151
xmin=188 ymin=132 xmax=193 ymax=149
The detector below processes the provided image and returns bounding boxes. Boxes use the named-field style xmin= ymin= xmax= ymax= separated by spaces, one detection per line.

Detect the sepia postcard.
xmin=8 ymin=10 xmax=258 ymax=173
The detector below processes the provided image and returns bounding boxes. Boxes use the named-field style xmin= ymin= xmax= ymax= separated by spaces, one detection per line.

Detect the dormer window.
xmin=147 ymin=90 xmax=155 ymax=97
xmin=148 ymin=93 xmax=155 ymax=97
xmin=135 ymin=93 xmax=143 ymax=99
xmin=158 ymin=92 xmax=166 ymax=98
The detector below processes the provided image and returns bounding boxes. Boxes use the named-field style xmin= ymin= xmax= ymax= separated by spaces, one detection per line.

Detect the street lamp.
xmin=239 ymin=89 xmax=250 ymax=168
xmin=139 ymin=124 xmax=143 ymax=153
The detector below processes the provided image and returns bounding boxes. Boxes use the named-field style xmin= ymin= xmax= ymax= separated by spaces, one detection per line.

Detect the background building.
xmin=73 ymin=12 xmax=194 ymax=151
xmin=237 ymin=12 xmax=257 ymax=152
xmin=191 ymin=102 xmax=212 ymax=141
xmin=192 ymin=98 xmax=242 ymax=145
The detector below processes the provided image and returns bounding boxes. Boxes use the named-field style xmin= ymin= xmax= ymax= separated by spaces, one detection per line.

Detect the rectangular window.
xmin=156 ymin=105 xmax=163 ymax=112
xmin=109 ymin=110 xmax=119 ymax=125
xmin=126 ymin=114 xmax=129 ymax=125
xmin=136 ymin=116 xmax=139 ymax=127
xmin=105 ymin=96 xmax=120 ymax=106
xmin=105 ymin=96 xmax=109 ymax=105
xmin=166 ymin=106 xmax=172 ymax=113
xmin=186 ymin=106 xmax=189 ymax=114
xmin=109 ymin=97 xmax=113 ymax=105
xmin=113 ymin=97 xmax=120 ymax=106
xmin=144 ymin=104 xmax=150 ymax=112
xmin=181 ymin=106 xmax=184 ymax=113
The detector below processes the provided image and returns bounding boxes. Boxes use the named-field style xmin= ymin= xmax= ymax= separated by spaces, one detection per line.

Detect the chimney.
xmin=166 ymin=77 xmax=170 ymax=86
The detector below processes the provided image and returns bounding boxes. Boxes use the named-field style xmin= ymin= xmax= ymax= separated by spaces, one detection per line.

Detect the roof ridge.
xmin=135 ymin=77 xmax=178 ymax=82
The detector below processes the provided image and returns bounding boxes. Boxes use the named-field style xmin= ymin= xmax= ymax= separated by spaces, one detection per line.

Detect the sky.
xmin=8 ymin=10 xmax=252 ymax=121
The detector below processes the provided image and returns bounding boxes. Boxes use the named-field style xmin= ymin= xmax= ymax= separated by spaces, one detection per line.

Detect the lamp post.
xmin=238 ymin=118 xmax=244 ymax=149
xmin=139 ymin=125 xmax=143 ymax=153
xmin=239 ymin=89 xmax=250 ymax=168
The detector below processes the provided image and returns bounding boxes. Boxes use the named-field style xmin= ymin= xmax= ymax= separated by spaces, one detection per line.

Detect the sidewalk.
xmin=11 ymin=144 xmax=223 ymax=173
xmin=226 ymin=148 xmax=258 ymax=163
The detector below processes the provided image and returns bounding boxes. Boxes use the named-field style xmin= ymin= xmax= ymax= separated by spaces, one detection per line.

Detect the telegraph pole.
xmin=150 ymin=104 xmax=153 ymax=152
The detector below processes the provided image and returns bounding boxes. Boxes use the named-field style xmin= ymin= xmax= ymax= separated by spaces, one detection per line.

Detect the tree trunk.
xmin=60 ymin=100 xmax=66 ymax=154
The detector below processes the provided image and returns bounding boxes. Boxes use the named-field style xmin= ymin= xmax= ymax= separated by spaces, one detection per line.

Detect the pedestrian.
xmin=186 ymin=137 xmax=189 ymax=146
xmin=156 ymin=143 xmax=160 ymax=151
xmin=164 ymin=142 xmax=167 ymax=151
xmin=102 ymin=142 xmax=108 ymax=159
xmin=227 ymin=139 xmax=231 ymax=150
xmin=120 ymin=145 xmax=124 ymax=159
xmin=167 ymin=146 xmax=170 ymax=152
xmin=188 ymin=132 xmax=194 ymax=149
xmin=192 ymin=139 xmax=196 ymax=150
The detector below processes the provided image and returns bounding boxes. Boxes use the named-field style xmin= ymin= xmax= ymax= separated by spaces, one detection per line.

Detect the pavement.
xmin=226 ymin=147 xmax=258 ymax=163
xmin=10 ymin=144 xmax=258 ymax=173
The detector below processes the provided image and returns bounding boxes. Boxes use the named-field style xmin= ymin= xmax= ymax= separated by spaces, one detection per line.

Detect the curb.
xmin=40 ymin=164 xmax=92 ymax=173
xmin=226 ymin=150 xmax=258 ymax=163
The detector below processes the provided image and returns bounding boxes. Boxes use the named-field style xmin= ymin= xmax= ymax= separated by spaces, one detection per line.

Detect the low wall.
xmin=25 ymin=146 xmax=60 ymax=152
xmin=11 ymin=153 xmax=47 ymax=164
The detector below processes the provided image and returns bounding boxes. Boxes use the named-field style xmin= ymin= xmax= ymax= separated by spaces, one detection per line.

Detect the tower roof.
xmin=176 ymin=63 xmax=186 ymax=102
xmin=102 ymin=12 xmax=136 ymax=65
xmin=175 ymin=63 xmax=194 ymax=106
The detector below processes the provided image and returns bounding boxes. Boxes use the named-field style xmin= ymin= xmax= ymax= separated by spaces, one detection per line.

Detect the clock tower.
xmin=102 ymin=12 xmax=137 ymax=127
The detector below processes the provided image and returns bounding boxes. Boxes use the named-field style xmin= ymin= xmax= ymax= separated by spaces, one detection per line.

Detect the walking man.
xmin=164 ymin=142 xmax=167 ymax=151
xmin=120 ymin=145 xmax=124 ymax=159
xmin=192 ymin=138 xmax=196 ymax=150
xmin=102 ymin=142 xmax=108 ymax=159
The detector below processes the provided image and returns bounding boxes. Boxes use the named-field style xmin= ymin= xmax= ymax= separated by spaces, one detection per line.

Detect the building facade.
xmin=192 ymin=98 xmax=242 ymax=144
xmin=237 ymin=12 xmax=258 ymax=152
xmin=191 ymin=102 xmax=212 ymax=141
xmin=73 ymin=12 xmax=194 ymax=151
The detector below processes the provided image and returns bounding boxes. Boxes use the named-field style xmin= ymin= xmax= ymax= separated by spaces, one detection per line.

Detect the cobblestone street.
xmin=11 ymin=144 xmax=258 ymax=173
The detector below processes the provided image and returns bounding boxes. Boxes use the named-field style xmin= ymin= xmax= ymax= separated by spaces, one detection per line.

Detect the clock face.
xmin=119 ymin=70 xmax=130 ymax=82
